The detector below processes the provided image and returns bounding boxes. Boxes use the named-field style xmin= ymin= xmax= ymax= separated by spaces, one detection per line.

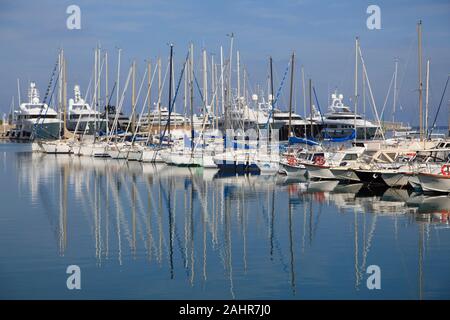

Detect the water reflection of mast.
xmin=354 ymin=210 xmax=359 ymax=289
xmin=189 ymin=174 xmax=195 ymax=285
xmin=58 ymin=160 xmax=68 ymax=256
xmin=309 ymin=193 xmax=313 ymax=245
xmin=353 ymin=205 xmax=378 ymax=289
xmin=107 ymin=171 xmax=133 ymax=264
xmin=184 ymin=178 xmax=188 ymax=270
xmin=158 ymin=178 xmax=163 ymax=264
xmin=224 ymin=185 xmax=235 ymax=299
xmin=302 ymin=193 xmax=307 ymax=253
xmin=418 ymin=223 xmax=424 ymax=300
xmin=94 ymin=167 xmax=102 ymax=265
xmin=270 ymin=188 xmax=274 ymax=260
xmin=202 ymin=177 xmax=208 ymax=281
xmin=360 ymin=214 xmax=377 ymax=286
xmin=288 ymin=199 xmax=296 ymax=295
xmin=131 ymin=173 xmax=137 ymax=256
xmin=120 ymin=167 xmax=159 ymax=259
xmin=105 ymin=166 xmax=109 ymax=259
xmin=169 ymin=177 xmax=174 ymax=279
xmin=144 ymin=176 xmax=155 ymax=262
xmin=242 ymin=184 xmax=247 ymax=273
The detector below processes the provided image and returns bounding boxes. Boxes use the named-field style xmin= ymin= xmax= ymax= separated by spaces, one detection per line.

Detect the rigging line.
xmin=396 ymin=34 xmax=416 ymax=111
xmin=252 ymin=185 xmax=290 ymax=272
xmin=107 ymin=65 xmax=133 ymax=143
xmin=312 ymin=86 xmax=325 ymax=124
xmin=380 ymin=70 xmax=396 ymax=120
xmin=145 ymin=57 xmax=170 ymax=145
xmin=339 ymin=44 xmax=356 ymax=93
xmin=158 ymin=51 xmax=190 ymax=146
xmin=192 ymin=63 xmax=225 ymax=152
xmin=31 ymin=56 xmax=63 ymax=140
xmin=132 ymin=62 xmax=158 ymax=140
xmin=121 ymin=65 xmax=148 ymax=143
xmin=272 ymin=62 xmax=288 ymax=109
xmin=265 ymin=59 xmax=291 ymax=128
xmin=157 ymin=178 xmax=189 ymax=270
xmin=428 ymin=75 xmax=450 ymax=138
xmin=77 ymin=55 xmax=106 ymax=138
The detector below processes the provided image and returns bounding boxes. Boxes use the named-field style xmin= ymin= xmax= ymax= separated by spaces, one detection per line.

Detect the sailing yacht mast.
xmin=393 ymin=58 xmax=398 ymax=124
xmin=220 ymin=46 xmax=225 ymax=129
xmin=288 ymin=52 xmax=295 ymax=140
xmin=167 ymin=44 xmax=174 ymax=141
xmin=158 ymin=57 xmax=162 ymax=132
xmin=203 ymin=49 xmax=208 ymax=109
xmin=359 ymin=46 xmax=386 ymax=141
xmin=269 ymin=57 xmax=274 ymax=111
xmin=269 ymin=56 xmax=274 ymax=144
xmin=147 ymin=60 xmax=151 ymax=135
xmin=211 ymin=54 xmax=215 ymax=127
xmin=190 ymin=43 xmax=195 ymax=155
xmin=354 ymin=37 xmax=359 ymax=141
xmin=63 ymin=55 xmax=67 ymax=138
xmin=243 ymin=66 xmax=247 ymax=106
xmin=309 ymin=78 xmax=313 ymax=137
xmin=131 ymin=60 xmax=136 ymax=134
xmin=105 ymin=51 xmax=109 ymax=136
xmin=228 ymin=33 xmax=234 ymax=108
xmin=237 ymin=50 xmax=240 ymax=108
xmin=97 ymin=45 xmax=101 ymax=117
xmin=425 ymin=59 xmax=430 ymax=138
xmin=418 ymin=20 xmax=424 ymax=140
xmin=184 ymin=55 xmax=188 ymax=130
xmin=301 ymin=66 xmax=306 ymax=138
xmin=17 ymin=78 xmax=21 ymax=106
xmin=214 ymin=62 xmax=219 ymax=129
xmin=116 ymin=48 xmax=121 ymax=109
xmin=58 ymin=49 xmax=63 ymax=138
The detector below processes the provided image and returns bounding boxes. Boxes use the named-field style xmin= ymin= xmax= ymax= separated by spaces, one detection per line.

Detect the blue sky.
xmin=0 ymin=0 xmax=449 ymax=126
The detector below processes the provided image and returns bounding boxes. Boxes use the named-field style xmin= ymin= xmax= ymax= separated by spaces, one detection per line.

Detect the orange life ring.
xmin=314 ymin=156 xmax=325 ymax=166
xmin=441 ymin=164 xmax=450 ymax=176
xmin=287 ymin=155 xmax=297 ymax=166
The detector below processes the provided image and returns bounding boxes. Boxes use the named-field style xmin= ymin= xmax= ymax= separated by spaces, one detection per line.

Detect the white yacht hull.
xmin=32 ymin=142 xmax=45 ymax=152
xmin=330 ymin=167 xmax=360 ymax=182
xmin=126 ymin=149 xmax=143 ymax=161
xmin=141 ymin=149 xmax=164 ymax=163
xmin=42 ymin=141 xmax=73 ymax=154
xmin=304 ymin=163 xmax=334 ymax=180
xmin=307 ymin=180 xmax=339 ymax=192
xmin=418 ymin=173 xmax=450 ymax=193
xmin=408 ymin=175 xmax=422 ymax=190
xmin=278 ymin=162 xmax=306 ymax=176
xmin=77 ymin=144 xmax=94 ymax=157
xmin=381 ymin=172 xmax=411 ymax=188
xmin=93 ymin=144 xmax=110 ymax=158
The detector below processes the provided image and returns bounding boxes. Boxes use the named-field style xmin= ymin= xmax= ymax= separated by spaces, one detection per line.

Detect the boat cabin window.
xmin=377 ymin=153 xmax=395 ymax=163
xmin=342 ymin=153 xmax=358 ymax=161
xmin=312 ymin=153 xmax=324 ymax=161
xmin=297 ymin=152 xmax=307 ymax=160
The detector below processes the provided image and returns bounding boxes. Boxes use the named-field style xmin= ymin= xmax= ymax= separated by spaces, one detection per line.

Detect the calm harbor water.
xmin=0 ymin=142 xmax=449 ymax=299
